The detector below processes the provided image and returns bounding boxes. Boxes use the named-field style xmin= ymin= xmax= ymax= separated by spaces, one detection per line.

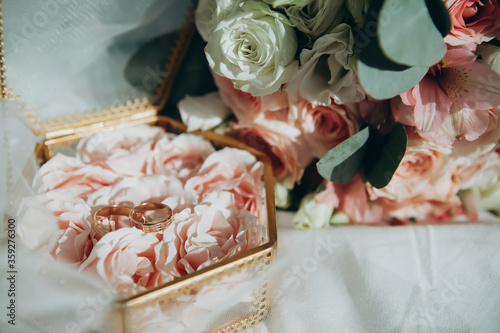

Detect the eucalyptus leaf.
xmin=316 ymin=126 xmax=370 ymax=183
xmin=362 ymin=123 xmax=407 ymax=189
xmin=378 ymin=0 xmax=446 ymax=67
xmin=425 ymin=0 xmax=452 ymax=37
xmin=355 ymin=55 xmax=427 ymax=99
xmin=353 ymin=7 xmax=428 ymax=100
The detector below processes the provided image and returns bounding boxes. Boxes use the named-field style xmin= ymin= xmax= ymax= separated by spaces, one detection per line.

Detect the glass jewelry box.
xmin=2 ymin=1 xmax=277 ymax=332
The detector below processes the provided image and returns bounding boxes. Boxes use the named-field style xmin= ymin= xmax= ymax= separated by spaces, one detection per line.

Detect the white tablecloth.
xmin=1 ymin=212 xmax=500 ymax=333
xmin=252 ymin=211 xmax=500 ymax=333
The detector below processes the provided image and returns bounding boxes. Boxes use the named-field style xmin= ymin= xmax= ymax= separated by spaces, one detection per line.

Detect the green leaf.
xmin=425 ymin=0 xmax=452 ymax=37
xmin=353 ymin=5 xmax=428 ymax=100
xmin=378 ymin=0 xmax=447 ymax=67
xmin=355 ymin=53 xmax=427 ymax=100
xmin=316 ymin=126 xmax=370 ymax=183
xmin=362 ymin=123 xmax=407 ymax=189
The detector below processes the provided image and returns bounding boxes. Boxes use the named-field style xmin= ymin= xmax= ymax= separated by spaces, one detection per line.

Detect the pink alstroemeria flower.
xmin=393 ymin=44 xmax=500 ymax=145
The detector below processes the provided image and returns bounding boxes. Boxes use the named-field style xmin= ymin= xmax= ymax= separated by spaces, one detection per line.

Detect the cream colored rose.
xmin=287 ymin=23 xmax=364 ymax=107
xmin=468 ymin=176 xmax=500 ymax=216
xmin=279 ymin=0 xmax=346 ymax=39
xmin=477 ymin=42 xmax=500 ymax=75
xmin=292 ymin=192 xmax=334 ymax=230
xmin=195 ymin=0 xmax=242 ymax=42
xmin=274 ymin=181 xmax=292 ymax=209
xmin=205 ymin=1 xmax=298 ymax=96
xmin=346 ymin=0 xmax=370 ymax=28
xmin=178 ymin=92 xmax=231 ymax=132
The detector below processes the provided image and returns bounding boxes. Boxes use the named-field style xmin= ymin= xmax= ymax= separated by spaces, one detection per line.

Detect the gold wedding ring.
xmin=93 ymin=203 xmax=173 ymax=235
xmin=93 ymin=205 xmax=133 ymax=236
xmin=129 ymin=203 xmax=173 ymax=233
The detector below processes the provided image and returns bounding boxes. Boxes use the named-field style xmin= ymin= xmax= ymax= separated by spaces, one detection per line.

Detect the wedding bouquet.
xmin=184 ymin=0 xmax=500 ymax=228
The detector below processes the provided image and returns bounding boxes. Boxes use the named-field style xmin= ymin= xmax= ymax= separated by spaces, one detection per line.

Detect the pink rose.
xmin=371 ymin=136 xmax=455 ymax=201
xmin=32 ymin=154 xmax=122 ymax=200
xmin=77 ymin=125 xmax=168 ymax=176
xmin=315 ymin=133 xmax=474 ymax=224
xmin=213 ymin=72 xmax=289 ymax=122
xmin=79 ymin=228 xmax=160 ymax=297
xmin=445 ymin=0 xmax=500 ymax=45
xmin=86 ymin=175 xmax=198 ymax=214
xmin=370 ymin=134 xmax=457 ymax=203
xmin=17 ymin=189 xmax=94 ymax=264
xmin=381 ymin=199 xmax=465 ymax=224
xmin=296 ymin=97 xmax=361 ymax=158
xmin=452 ymin=149 xmax=500 ymax=191
xmin=368 ymin=134 xmax=464 ymax=223
xmin=147 ymin=134 xmax=215 ymax=183
xmin=155 ymin=205 xmax=265 ymax=281
xmin=228 ymin=122 xmax=312 ymax=189
xmin=185 ymin=147 xmax=265 ymax=217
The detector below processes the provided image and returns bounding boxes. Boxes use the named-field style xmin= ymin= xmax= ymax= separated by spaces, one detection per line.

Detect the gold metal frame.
xmin=36 ymin=116 xmax=278 ymax=333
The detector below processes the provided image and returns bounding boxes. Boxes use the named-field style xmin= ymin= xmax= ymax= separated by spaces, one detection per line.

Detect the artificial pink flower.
xmin=212 ymin=72 xmax=289 ymax=122
xmin=17 ymin=189 xmax=94 ymax=264
xmin=296 ymin=97 xmax=361 ymax=158
xmin=32 ymin=154 xmax=122 ymax=201
xmin=147 ymin=134 xmax=215 ymax=183
xmin=393 ymin=44 xmax=500 ymax=146
xmin=76 ymin=125 xmax=167 ymax=176
xmin=155 ymin=205 xmax=265 ymax=280
xmin=79 ymin=228 xmax=160 ymax=297
xmin=445 ymin=0 xmax=500 ymax=45
xmin=185 ymin=147 xmax=265 ymax=217
xmin=86 ymin=175 xmax=198 ymax=214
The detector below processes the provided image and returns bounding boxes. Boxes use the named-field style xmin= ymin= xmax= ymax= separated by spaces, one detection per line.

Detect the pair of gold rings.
xmin=93 ymin=203 xmax=173 ymax=235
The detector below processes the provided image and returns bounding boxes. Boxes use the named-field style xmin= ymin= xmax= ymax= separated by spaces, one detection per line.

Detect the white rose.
xmin=346 ymin=0 xmax=371 ymax=28
xmin=195 ymin=0 xmax=242 ymax=42
xmin=477 ymin=43 xmax=500 ymax=75
xmin=280 ymin=0 xmax=346 ymax=39
xmin=468 ymin=176 xmax=500 ymax=216
xmin=330 ymin=212 xmax=350 ymax=225
xmin=287 ymin=23 xmax=365 ymax=107
xmin=205 ymin=1 xmax=298 ymax=96
xmin=454 ymin=150 xmax=500 ymax=216
xmin=178 ymin=92 xmax=231 ymax=132
xmin=292 ymin=192 xmax=334 ymax=230
xmin=263 ymin=0 xmax=309 ymax=6
xmin=274 ymin=181 xmax=292 ymax=209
